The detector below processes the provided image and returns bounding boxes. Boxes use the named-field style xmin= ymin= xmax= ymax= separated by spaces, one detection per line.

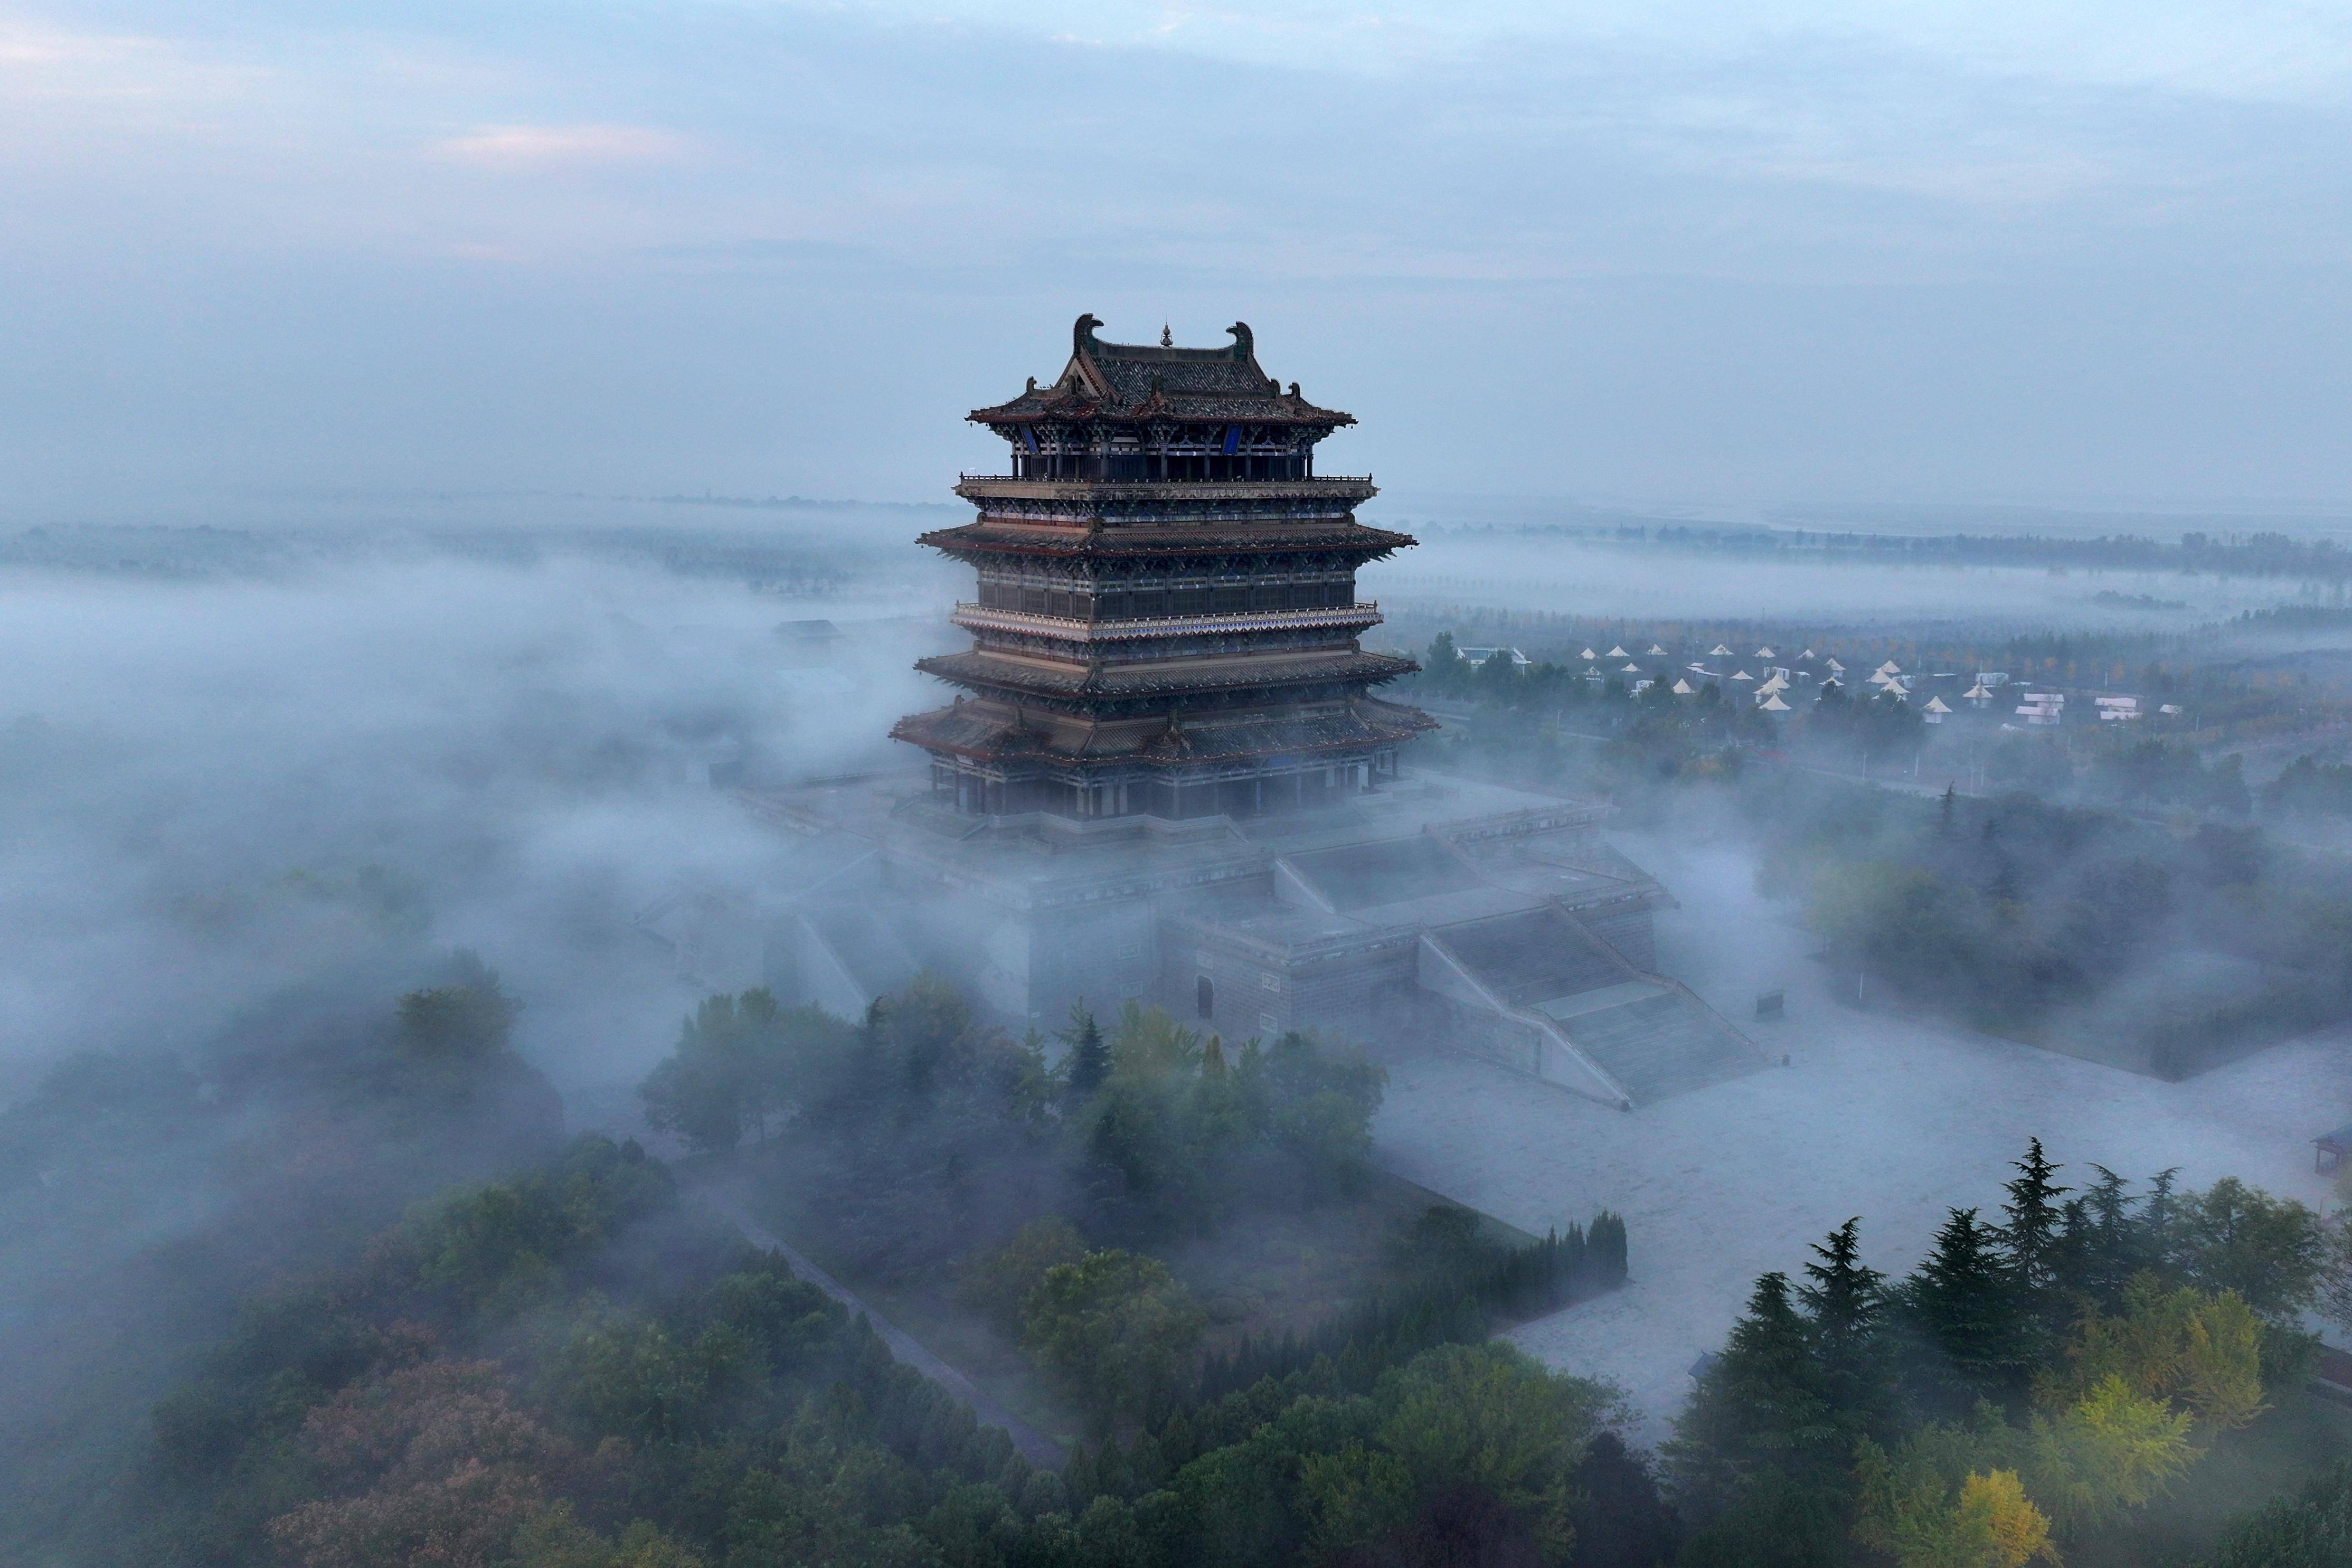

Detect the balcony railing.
xmin=950 ymin=601 xmax=1382 ymax=642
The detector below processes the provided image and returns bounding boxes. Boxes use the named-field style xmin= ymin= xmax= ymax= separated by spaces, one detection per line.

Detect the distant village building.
xmin=2094 ymin=695 xmax=2143 ymax=722
xmin=2016 ymin=692 xmax=2066 ymax=726
xmin=1457 ymin=646 xmax=1531 ymax=669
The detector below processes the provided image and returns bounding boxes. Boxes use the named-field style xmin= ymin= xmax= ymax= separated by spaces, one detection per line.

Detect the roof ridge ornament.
xmin=1073 ymin=312 xmax=1103 ymax=357
xmin=1160 ymin=324 xmax=1173 ymax=347
xmin=1227 ymin=321 xmax=1252 ymax=362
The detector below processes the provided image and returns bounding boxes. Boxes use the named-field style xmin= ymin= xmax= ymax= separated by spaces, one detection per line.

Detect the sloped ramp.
xmin=1533 ymin=983 xmax=1770 ymax=1104
xmin=790 ymin=905 xmax=924 ymax=1018
xmin=1424 ymin=906 xmax=1770 ymax=1106
xmin=1432 ymin=904 xmax=1629 ymax=1005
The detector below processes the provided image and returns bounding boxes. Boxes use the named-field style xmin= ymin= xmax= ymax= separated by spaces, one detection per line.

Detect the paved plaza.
xmin=1371 ymin=835 xmax=2352 ymax=1444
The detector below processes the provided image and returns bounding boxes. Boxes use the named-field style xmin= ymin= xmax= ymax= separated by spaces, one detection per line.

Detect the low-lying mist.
xmin=0 ymin=543 xmax=942 ymax=1097
xmin=1378 ymin=527 xmax=2300 ymax=628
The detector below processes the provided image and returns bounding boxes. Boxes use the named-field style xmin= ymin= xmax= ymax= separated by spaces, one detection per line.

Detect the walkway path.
xmin=705 ymin=1195 xmax=1066 ymax=1470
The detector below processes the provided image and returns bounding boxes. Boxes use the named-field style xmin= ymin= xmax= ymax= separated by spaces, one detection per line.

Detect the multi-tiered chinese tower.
xmin=893 ymin=315 xmax=1435 ymax=820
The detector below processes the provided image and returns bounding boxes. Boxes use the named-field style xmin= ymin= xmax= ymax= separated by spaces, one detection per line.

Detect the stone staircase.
xmin=1427 ymin=904 xmax=1771 ymax=1106
xmin=1535 ymin=984 xmax=1769 ymax=1104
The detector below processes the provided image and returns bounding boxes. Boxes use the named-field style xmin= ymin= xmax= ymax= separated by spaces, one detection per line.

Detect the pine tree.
xmin=1939 ymin=782 xmax=1958 ymax=837
xmin=2074 ymin=1165 xmax=2140 ymax=1305
xmin=1670 ymin=1272 xmax=1840 ymax=1505
xmin=2139 ymin=1166 xmax=2185 ymax=1278
xmin=1905 ymin=1207 xmax=2025 ymax=1407
xmin=1589 ymin=1210 xmax=1629 ymax=1283
xmin=1797 ymin=1217 xmax=1894 ymax=1439
xmin=1060 ymin=1000 xmax=1110 ymax=1099
xmin=2000 ymin=1138 xmax=2071 ymax=1344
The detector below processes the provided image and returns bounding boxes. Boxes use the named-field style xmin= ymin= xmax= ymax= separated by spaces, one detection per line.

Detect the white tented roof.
xmin=1648 ymin=644 xmax=1668 ymax=655
xmin=1621 ymin=662 xmax=1642 ymax=673
xmin=1756 ymin=646 xmax=1774 ymax=657
xmin=1924 ymin=696 xmax=1952 ymax=713
xmin=1607 ymin=645 xmax=1629 ymax=658
xmin=1581 ymin=648 xmax=1597 ymax=660
xmin=1709 ymin=644 xmax=1733 ymax=656
xmin=1671 ymin=678 xmax=1694 ymax=695
xmin=1759 ymin=693 xmax=1791 ymax=711
xmin=1731 ymin=669 xmax=1753 ymax=681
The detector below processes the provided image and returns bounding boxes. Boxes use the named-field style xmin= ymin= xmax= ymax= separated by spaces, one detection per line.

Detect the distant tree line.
xmin=1612 ymin=525 xmax=2352 ymax=588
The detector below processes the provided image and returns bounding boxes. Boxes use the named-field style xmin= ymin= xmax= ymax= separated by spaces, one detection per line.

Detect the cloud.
xmin=432 ymin=122 xmax=694 ymax=168
xmin=848 ymin=0 xmax=2352 ymax=105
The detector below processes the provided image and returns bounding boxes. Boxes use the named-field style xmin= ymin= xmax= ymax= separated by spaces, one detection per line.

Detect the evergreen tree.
xmin=1061 ymin=1000 xmax=1110 ymax=1100
xmin=2139 ymin=1166 xmax=2185 ymax=1277
xmin=1668 ymin=1273 xmax=1839 ymax=1512
xmin=1797 ymin=1217 xmax=1894 ymax=1440
xmin=1904 ymin=1207 xmax=2025 ymax=1407
xmin=1999 ymin=1138 xmax=2071 ymax=1343
xmin=1939 ymin=782 xmax=1958 ymax=837
xmin=1567 ymin=1431 xmax=1678 ymax=1567
xmin=2071 ymin=1164 xmax=2143 ymax=1306
xmin=1589 ymin=1210 xmax=1629 ymax=1284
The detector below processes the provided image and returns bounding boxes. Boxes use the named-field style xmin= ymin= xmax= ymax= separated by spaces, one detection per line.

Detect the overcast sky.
xmin=4 ymin=1 xmax=2349 ymax=515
